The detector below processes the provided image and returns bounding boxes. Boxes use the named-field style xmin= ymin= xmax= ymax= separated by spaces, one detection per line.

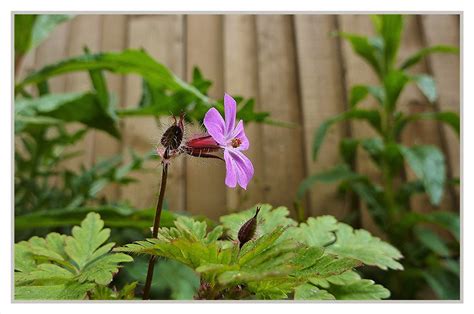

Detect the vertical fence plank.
xmin=397 ymin=15 xmax=454 ymax=213
xmin=255 ymin=15 xmax=306 ymax=213
xmin=420 ymin=15 xmax=460 ymax=209
xmin=223 ymin=15 xmax=264 ymax=211
xmin=121 ymin=15 xmax=186 ymax=211
xmin=294 ymin=15 xmax=349 ymax=219
xmin=338 ymin=15 xmax=382 ymax=233
xmin=59 ymin=15 xmax=102 ymax=173
xmin=92 ymin=15 xmax=128 ymax=202
xmin=185 ymin=15 xmax=227 ymax=219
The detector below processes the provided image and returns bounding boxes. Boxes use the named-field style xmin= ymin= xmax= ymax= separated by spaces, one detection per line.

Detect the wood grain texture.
xmin=92 ymin=15 xmax=128 ymax=201
xmin=121 ymin=15 xmax=186 ymax=211
xmin=185 ymin=15 xmax=227 ymax=220
xmin=420 ymin=15 xmax=460 ymax=209
xmin=223 ymin=15 xmax=264 ymax=211
xmin=255 ymin=15 xmax=306 ymax=212
xmin=63 ymin=15 xmax=102 ymax=171
xmin=294 ymin=15 xmax=349 ymax=219
xmin=338 ymin=15 xmax=383 ymax=234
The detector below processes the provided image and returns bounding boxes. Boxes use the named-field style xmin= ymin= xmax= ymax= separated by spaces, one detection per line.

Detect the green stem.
xmin=142 ymin=161 xmax=169 ymax=300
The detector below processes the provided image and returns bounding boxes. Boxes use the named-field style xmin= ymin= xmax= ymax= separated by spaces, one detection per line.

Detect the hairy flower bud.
xmin=237 ymin=207 xmax=260 ymax=248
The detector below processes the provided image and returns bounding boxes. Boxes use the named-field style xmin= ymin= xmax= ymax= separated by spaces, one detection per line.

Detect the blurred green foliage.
xmin=298 ymin=15 xmax=460 ymax=299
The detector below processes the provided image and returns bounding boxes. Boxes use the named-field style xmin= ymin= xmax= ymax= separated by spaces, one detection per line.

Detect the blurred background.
xmin=14 ymin=14 xmax=460 ymax=300
xmin=16 ymin=14 xmax=460 ymax=222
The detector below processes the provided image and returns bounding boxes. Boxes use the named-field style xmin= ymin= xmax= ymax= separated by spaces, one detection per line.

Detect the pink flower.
xmin=204 ymin=94 xmax=254 ymax=189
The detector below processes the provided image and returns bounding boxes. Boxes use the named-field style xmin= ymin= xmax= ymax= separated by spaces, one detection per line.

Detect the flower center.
xmin=231 ymin=138 xmax=242 ymax=148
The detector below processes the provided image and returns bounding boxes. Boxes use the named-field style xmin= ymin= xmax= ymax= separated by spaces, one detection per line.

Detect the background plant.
xmin=297 ymin=15 xmax=460 ymax=299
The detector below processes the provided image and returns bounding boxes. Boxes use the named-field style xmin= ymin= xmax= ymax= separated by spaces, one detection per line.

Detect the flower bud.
xmin=237 ymin=207 xmax=260 ymax=248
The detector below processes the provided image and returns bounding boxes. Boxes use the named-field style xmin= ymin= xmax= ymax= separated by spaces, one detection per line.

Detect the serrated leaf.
xmin=327 ymin=223 xmax=403 ymax=270
xmin=328 ymin=279 xmax=390 ymax=300
xmin=294 ymin=284 xmax=335 ymax=300
xmin=15 ymin=282 xmax=95 ymax=300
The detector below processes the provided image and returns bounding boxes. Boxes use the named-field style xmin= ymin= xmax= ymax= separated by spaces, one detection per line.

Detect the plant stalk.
xmin=142 ymin=160 xmax=169 ymax=300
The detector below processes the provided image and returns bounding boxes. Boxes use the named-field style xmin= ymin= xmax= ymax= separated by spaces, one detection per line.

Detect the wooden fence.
xmin=17 ymin=14 xmax=460 ymax=224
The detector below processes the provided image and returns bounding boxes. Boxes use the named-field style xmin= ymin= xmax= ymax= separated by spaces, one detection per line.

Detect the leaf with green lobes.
xmin=383 ymin=70 xmax=409 ymax=110
xmin=394 ymin=111 xmax=459 ymax=139
xmin=15 ymin=14 xmax=74 ymax=56
xmin=400 ymin=145 xmax=446 ymax=205
xmin=400 ymin=45 xmax=459 ymax=70
xmin=327 ymin=279 xmax=390 ymax=300
xmin=14 ymin=212 xmax=132 ymax=300
xmin=294 ymin=284 xmax=335 ymax=300
xmin=327 ymin=223 xmax=403 ymax=270
xmin=191 ymin=66 xmax=212 ymax=94
xmin=412 ymin=74 xmax=437 ymax=103
xmin=296 ymin=164 xmax=362 ymax=200
xmin=312 ymin=109 xmax=382 ymax=160
xmin=15 ymin=92 xmax=120 ymax=138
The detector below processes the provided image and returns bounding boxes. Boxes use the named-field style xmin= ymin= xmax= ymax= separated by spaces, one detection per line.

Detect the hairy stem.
xmin=142 ymin=161 xmax=169 ymax=300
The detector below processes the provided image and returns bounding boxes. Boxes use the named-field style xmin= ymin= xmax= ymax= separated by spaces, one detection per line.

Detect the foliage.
xmin=298 ymin=15 xmax=460 ymax=299
xmin=117 ymin=204 xmax=400 ymax=300
xmin=14 ymin=213 xmax=133 ymax=300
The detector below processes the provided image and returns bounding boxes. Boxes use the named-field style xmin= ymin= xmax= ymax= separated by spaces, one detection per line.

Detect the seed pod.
xmin=238 ymin=207 xmax=260 ymax=249
xmin=161 ymin=124 xmax=183 ymax=150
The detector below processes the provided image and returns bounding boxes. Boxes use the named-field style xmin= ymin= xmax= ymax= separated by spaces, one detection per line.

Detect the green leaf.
xmin=339 ymin=32 xmax=383 ymax=77
xmin=400 ymin=145 xmax=446 ymax=205
xmin=414 ymin=226 xmax=451 ymax=257
xmin=400 ymin=45 xmax=459 ymax=70
xmin=297 ymin=164 xmax=362 ymax=200
xmin=422 ymin=269 xmax=460 ymax=300
xmin=15 ymin=92 xmax=119 ymax=138
xmin=349 ymin=85 xmax=385 ymax=107
xmin=15 ymin=15 xmax=74 ymax=56
xmin=384 ymin=70 xmax=409 ymax=110
xmin=412 ymin=74 xmax=437 ymax=103
xmin=327 ymin=279 xmax=390 ymax=300
xmin=312 ymin=109 xmax=381 ymax=160
xmin=16 ymin=49 xmax=209 ymax=104
xmin=371 ymin=15 xmax=404 ymax=71
xmin=395 ymin=111 xmax=459 ymax=138
xmin=15 ymin=213 xmax=133 ymax=300
xmin=294 ymin=284 xmax=335 ymax=300
xmin=398 ymin=210 xmax=459 ymax=241
xmin=327 ymin=223 xmax=403 ymax=270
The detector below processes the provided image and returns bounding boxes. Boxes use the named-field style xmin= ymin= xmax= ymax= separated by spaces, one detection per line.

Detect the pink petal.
xmin=231 ymin=120 xmax=249 ymax=151
xmin=224 ymin=93 xmax=237 ymax=136
xmin=224 ymin=149 xmax=237 ymax=188
xmin=204 ymin=108 xmax=226 ymax=145
xmin=228 ymin=150 xmax=254 ymax=189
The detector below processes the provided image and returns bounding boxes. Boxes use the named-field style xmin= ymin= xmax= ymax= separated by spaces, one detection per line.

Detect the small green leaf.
xmin=327 ymin=279 xmax=390 ymax=300
xmin=384 ymin=70 xmax=409 ymax=110
xmin=297 ymin=164 xmax=361 ymax=200
xmin=339 ymin=32 xmax=383 ymax=77
xmin=294 ymin=284 xmax=335 ymax=300
xmin=312 ymin=109 xmax=381 ymax=160
xmin=400 ymin=145 xmax=446 ymax=205
xmin=412 ymin=74 xmax=437 ymax=103
xmin=400 ymin=45 xmax=459 ymax=70
xmin=395 ymin=111 xmax=459 ymax=138
xmin=371 ymin=15 xmax=404 ymax=72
